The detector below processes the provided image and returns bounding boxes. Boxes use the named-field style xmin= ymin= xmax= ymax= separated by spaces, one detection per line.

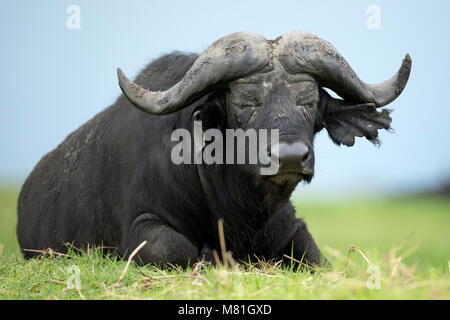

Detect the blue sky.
xmin=1 ymin=0 xmax=449 ymax=198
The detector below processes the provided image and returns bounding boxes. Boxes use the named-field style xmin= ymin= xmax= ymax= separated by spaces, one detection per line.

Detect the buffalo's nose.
xmin=277 ymin=142 xmax=310 ymax=169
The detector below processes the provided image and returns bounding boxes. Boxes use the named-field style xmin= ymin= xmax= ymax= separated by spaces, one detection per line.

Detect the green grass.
xmin=0 ymin=189 xmax=449 ymax=299
xmin=297 ymin=196 xmax=450 ymax=268
xmin=0 ymin=189 xmax=19 ymax=255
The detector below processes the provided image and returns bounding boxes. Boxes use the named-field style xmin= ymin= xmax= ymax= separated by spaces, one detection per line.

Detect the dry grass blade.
xmin=216 ymin=218 xmax=238 ymax=268
xmin=217 ymin=219 xmax=227 ymax=264
xmin=212 ymin=249 xmax=221 ymax=266
xmin=77 ymin=288 xmax=86 ymax=300
xmin=64 ymin=243 xmax=84 ymax=253
xmin=224 ymin=251 xmax=238 ymax=269
xmin=344 ymin=245 xmax=356 ymax=267
xmin=146 ymin=265 xmax=169 ymax=276
xmin=22 ymin=248 xmax=70 ymax=259
xmin=344 ymin=245 xmax=372 ymax=267
xmin=141 ymin=274 xmax=208 ymax=282
xmin=167 ymin=263 xmax=183 ymax=272
xmin=191 ymin=260 xmax=208 ymax=275
xmin=282 ymin=254 xmax=321 ymax=273
xmin=45 ymin=279 xmax=66 ymax=285
xmin=356 ymin=248 xmax=372 ymax=265
xmin=136 ymin=273 xmax=211 ymax=290
xmin=390 ymin=257 xmax=403 ymax=278
xmin=264 ymin=259 xmax=283 ymax=274
xmin=116 ymin=240 xmax=147 ymax=285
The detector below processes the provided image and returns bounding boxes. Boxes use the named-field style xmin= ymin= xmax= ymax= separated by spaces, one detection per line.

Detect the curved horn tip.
xmin=401 ymin=54 xmax=412 ymax=75
xmin=117 ymin=68 xmax=130 ymax=87
xmin=404 ymin=53 xmax=412 ymax=63
xmin=397 ymin=53 xmax=412 ymax=92
xmin=367 ymin=53 xmax=412 ymax=107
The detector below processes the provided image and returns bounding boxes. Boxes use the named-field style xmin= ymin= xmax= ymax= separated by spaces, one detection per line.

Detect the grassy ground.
xmin=0 ymin=188 xmax=449 ymax=299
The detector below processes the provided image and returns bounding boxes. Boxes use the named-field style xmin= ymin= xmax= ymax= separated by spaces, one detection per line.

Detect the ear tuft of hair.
xmin=319 ymin=89 xmax=392 ymax=147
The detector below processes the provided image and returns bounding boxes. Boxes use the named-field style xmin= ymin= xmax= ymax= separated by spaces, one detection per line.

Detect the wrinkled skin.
xmin=225 ymin=64 xmax=319 ymax=184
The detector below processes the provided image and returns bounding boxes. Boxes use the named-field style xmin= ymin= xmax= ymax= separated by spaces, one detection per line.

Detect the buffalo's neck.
xmin=198 ymin=163 xmax=288 ymax=258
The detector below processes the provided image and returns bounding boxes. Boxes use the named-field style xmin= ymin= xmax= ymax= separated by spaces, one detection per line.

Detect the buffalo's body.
xmin=17 ymin=31 xmax=411 ymax=267
xmin=17 ymin=53 xmax=321 ymax=265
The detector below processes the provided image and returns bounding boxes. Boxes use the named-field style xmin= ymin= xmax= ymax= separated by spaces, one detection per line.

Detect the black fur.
xmin=17 ymin=52 xmax=388 ymax=268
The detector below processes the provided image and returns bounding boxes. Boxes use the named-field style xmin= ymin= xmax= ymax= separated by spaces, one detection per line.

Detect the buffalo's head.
xmin=118 ymin=31 xmax=411 ymax=191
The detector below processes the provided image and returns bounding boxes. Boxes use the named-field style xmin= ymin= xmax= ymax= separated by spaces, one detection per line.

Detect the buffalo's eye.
xmin=230 ymin=83 xmax=264 ymax=109
xmin=235 ymin=96 xmax=262 ymax=108
xmin=288 ymin=80 xmax=319 ymax=108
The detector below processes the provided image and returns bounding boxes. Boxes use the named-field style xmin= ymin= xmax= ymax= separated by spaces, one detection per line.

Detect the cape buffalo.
xmin=17 ymin=31 xmax=411 ymax=267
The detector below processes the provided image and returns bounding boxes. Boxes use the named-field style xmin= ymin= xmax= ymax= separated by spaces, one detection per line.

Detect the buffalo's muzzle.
xmin=269 ymin=142 xmax=313 ymax=186
xmin=278 ymin=142 xmax=310 ymax=169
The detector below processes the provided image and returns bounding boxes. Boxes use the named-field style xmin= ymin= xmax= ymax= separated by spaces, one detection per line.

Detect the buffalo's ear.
xmin=318 ymin=89 xmax=392 ymax=146
xmin=191 ymin=92 xmax=226 ymax=130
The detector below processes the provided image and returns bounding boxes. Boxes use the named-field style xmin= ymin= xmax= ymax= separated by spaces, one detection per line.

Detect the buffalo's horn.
xmin=117 ymin=32 xmax=271 ymax=115
xmin=278 ymin=31 xmax=411 ymax=107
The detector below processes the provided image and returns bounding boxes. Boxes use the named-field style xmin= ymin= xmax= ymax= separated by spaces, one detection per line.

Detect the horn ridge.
xmin=117 ymin=32 xmax=271 ymax=115
xmin=277 ymin=30 xmax=411 ymax=107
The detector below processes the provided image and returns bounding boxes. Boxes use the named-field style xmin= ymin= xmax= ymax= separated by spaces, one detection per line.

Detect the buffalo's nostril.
xmin=277 ymin=142 xmax=310 ymax=168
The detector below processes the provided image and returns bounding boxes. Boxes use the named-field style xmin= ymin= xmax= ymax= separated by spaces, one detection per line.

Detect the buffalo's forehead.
xmin=231 ymin=66 xmax=320 ymax=104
